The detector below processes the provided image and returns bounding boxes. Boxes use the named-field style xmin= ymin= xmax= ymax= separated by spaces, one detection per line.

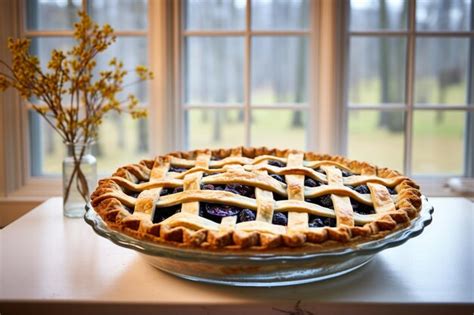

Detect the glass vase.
xmin=62 ymin=142 xmax=97 ymax=218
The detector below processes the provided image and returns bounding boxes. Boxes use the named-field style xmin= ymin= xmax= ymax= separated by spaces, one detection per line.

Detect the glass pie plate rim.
xmin=84 ymin=196 xmax=433 ymax=263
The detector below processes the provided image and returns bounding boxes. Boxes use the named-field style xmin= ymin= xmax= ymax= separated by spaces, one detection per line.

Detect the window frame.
xmin=0 ymin=0 xmax=169 ymax=204
xmin=173 ymin=0 xmax=318 ymax=151
xmin=341 ymin=0 xmax=474 ymax=188
xmin=24 ymin=2 xmax=151 ymax=177
xmin=0 ymin=0 xmax=471 ymax=222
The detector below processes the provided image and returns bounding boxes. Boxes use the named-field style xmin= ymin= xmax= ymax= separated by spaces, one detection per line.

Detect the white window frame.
xmin=1 ymin=0 xmax=469 ymax=225
xmin=173 ymin=0 xmax=316 ymax=150
xmin=169 ymin=0 xmax=343 ymax=155
xmin=341 ymin=0 xmax=474 ymax=194
xmin=0 ymin=0 xmax=177 ymax=223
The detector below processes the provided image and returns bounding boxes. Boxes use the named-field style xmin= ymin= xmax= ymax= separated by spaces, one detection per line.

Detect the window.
xmin=180 ymin=0 xmax=311 ymax=150
xmin=345 ymin=0 xmax=474 ymax=177
xmin=25 ymin=0 xmax=150 ymax=176
xmin=2 ymin=0 xmax=472 ymax=206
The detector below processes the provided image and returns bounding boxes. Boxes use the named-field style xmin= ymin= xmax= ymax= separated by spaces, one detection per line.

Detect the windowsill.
xmin=8 ymin=177 xmax=62 ymax=198
xmin=0 ymin=178 xmax=61 ymax=227
xmin=415 ymin=177 xmax=474 ymax=197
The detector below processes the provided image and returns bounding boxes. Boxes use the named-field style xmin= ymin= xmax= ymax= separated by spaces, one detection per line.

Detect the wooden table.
xmin=1 ymin=197 xmax=473 ymax=314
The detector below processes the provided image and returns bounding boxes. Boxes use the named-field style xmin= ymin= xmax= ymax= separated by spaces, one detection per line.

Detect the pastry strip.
xmin=323 ymin=165 xmax=354 ymax=227
xmin=181 ymin=152 xmax=210 ymax=215
xmin=286 ymin=153 xmax=308 ymax=231
xmin=254 ymin=160 xmax=275 ymax=223
xmin=134 ymin=157 xmax=170 ymax=215
xmin=368 ymin=182 xmax=396 ymax=214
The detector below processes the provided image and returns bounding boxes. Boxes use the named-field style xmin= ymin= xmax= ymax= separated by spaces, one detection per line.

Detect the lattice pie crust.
xmin=91 ymin=147 xmax=422 ymax=251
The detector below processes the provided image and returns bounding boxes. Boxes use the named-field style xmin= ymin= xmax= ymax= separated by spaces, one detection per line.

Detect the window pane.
xmin=26 ymin=0 xmax=81 ymax=30
xmin=28 ymin=37 xmax=75 ymax=104
xmin=252 ymin=0 xmax=309 ymax=30
xmin=29 ymin=110 xmax=65 ymax=175
xmin=349 ymin=37 xmax=406 ymax=105
xmin=347 ymin=110 xmax=405 ymax=172
xmin=185 ymin=0 xmax=246 ymax=30
xmin=89 ymin=0 xmax=148 ymax=30
xmin=413 ymin=111 xmax=465 ymax=175
xmin=350 ymin=0 xmax=408 ymax=30
xmin=95 ymin=37 xmax=148 ymax=103
xmin=96 ymin=113 xmax=149 ymax=175
xmin=185 ymin=37 xmax=244 ymax=104
xmin=251 ymin=110 xmax=306 ymax=150
xmin=29 ymin=110 xmax=149 ymax=176
xmin=28 ymin=37 xmax=149 ymax=176
xmin=186 ymin=109 xmax=245 ymax=149
xmin=29 ymin=37 xmax=75 ymax=68
xmin=415 ymin=38 xmax=469 ymax=105
xmin=417 ymin=0 xmax=471 ymax=31
xmin=29 ymin=37 xmax=147 ymax=104
xmin=252 ymin=36 xmax=308 ymax=104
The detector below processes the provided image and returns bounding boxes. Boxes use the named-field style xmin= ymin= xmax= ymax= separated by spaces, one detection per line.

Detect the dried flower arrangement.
xmin=0 ymin=11 xmax=153 ymax=205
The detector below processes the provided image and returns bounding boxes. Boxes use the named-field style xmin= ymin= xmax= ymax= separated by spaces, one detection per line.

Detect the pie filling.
xmin=147 ymin=167 xmax=392 ymax=226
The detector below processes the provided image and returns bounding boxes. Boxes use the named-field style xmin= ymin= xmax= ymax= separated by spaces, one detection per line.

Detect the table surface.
xmin=1 ymin=197 xmax=473 ymax=315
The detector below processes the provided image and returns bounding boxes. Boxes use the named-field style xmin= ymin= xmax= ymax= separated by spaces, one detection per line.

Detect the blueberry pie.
xmin=90 ymin=147 xmax=422 ymax=250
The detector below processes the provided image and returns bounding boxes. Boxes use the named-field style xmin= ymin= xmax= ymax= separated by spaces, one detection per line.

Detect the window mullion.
xmin=403 ymin=0 xmax=416 ymax=176
xmin=244 ymin=0 xmax=251 ymax=147
xmin=315 ymin=0 xmax=343 ymax=154
xmin=306 ymin=0 xmax=320 ymax=152
xmin=183 ymin=30 xmax=309 ymax=36
xmin=183 ymin=105 xmax=243 ymax=110
xmin=175 ymin=0 xmax=184 ymax=151
xmin=1 ymin=0 xmax=25 ymax=195
xmin=465 ymin=0 xmax=474 ymax=177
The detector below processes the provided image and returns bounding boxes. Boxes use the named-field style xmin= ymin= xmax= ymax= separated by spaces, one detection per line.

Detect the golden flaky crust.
xmin=90 ymin=146 xmax=422 ymax=252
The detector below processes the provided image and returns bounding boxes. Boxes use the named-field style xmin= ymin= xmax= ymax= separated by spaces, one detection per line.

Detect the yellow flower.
xmin=0 ymin=75 xmax=10 ymax=91
xmin=0 ymin=10 xmax=152 ymax=145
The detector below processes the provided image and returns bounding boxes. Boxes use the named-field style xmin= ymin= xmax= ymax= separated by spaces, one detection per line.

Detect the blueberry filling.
xmin=225 ymin=183 xmax=255 ymax=198
xmin=150 ymin=169 xmax=388 ymax=226
xmin=349 ymin=184 xmax=397 ymax=195
xmin=341 ymin=169 xmax=353 ymax=177
xmin=308 ymin=215 xmax=336 ymax=227
xmin=128 ymin=191 xmax=140 ymax=198
xmin=238 ymin=209 xmax=256 ymax=222
xmin=169 ymin=166 xmax=188 ymax=173
xmin=388 ymin=187 xmax=397 ymax=194
xmin=315 ymin=168 xmax=326 ymax=175
xmin=201 ymin=183 xmax=216 ymax=190
xmin=160 ymin=187 xmax=173 ymax=196
xmin=268 ymin=159 xmax=286 ymax=168
xmin=272 ymin=212 xmax=288 ymax=226
xmin=306 ymin=195 xmax=333 ymax=209
xmin=273 ymin=192 xmax=287 ymax=201
xmin=353 ymin=184 xmax=370 ymax=194
xmin=173 ymin=186 xmax=183 ymax=194
xmin=200 ymin=203 xmax=241 ymax=222
xmin=270 ymin=173 xmax=286 ymax=184
xmin=350 ymin=198 xmax=375 ymax=215
xmin=201 ymin=183 xmax=226 ymax=191
xmin=213 ymin=184 xmax=226 ymax=190
xmin=304 ymin=177 xmax=320 ymax=187
xmin=152 ymin=204 xmax=181 ymax=223
xmin=124 ymin=206 xmax=134 ymax=214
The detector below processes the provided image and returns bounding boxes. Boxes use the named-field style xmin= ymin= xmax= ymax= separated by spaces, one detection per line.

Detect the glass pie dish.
xmin=84 ymin=196 xmax=433 ymax=287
